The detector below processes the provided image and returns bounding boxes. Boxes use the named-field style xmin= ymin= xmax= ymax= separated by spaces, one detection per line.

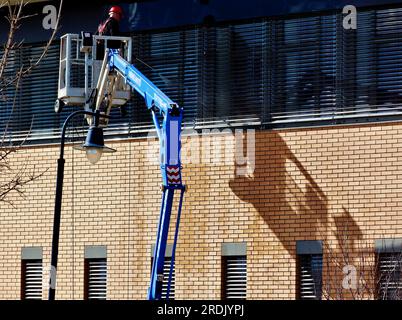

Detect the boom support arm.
xmin=103 ymin=49 xmax=185 ymax=300
xmin=108 ymin=50 xmax=183 ymax=187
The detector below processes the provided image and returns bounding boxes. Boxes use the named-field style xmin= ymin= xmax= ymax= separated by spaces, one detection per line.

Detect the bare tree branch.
xmin=321 ymin=224 xmax=402 ymax=300
xmin=1 ymin=0 xmax=63 ymax=204
xmin=0 ymin=0 xmax=64 ymax=94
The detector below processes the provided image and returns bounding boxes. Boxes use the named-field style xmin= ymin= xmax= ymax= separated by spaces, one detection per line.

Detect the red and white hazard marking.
xmin=166 ymin=166 xmax=181 ymax=185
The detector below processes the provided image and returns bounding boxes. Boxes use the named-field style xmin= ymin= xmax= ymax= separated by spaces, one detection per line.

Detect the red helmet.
xmin=109 ymin=6 xmax=123 ymax=17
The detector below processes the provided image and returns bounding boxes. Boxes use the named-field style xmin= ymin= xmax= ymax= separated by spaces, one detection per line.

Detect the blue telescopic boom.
xmin=108 ymin=49 xmax=185 ymax=300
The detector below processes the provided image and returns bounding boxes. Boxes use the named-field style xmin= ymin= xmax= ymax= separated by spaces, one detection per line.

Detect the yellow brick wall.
xmin=1 ymin=121 xmax=402 ymax=299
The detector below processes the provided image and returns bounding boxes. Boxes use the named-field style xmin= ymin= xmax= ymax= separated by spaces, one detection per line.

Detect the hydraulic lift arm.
xmin=97 ymin=49 xmax=185 ymax=300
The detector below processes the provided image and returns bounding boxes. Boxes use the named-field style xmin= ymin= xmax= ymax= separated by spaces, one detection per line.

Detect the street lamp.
xmin=48 ymin=110 xmax=115 ymax=300
xmin=74 ymin=126 xmax=116 ymax=164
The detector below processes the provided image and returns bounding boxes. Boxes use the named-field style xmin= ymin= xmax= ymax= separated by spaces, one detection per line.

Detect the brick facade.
xmin=1 ymin=121 xmax=402 ymax=299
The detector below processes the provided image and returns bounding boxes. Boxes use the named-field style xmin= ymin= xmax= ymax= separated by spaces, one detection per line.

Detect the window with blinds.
xmin=131 ymin=29 xmax=200 ymax=127
xmin=222 ymin=255 xmax=247 ymax=300
xmin=121 ymin=5 xmax=402 ymax=129
xmin=84 ymin=258 xmax=107 ymax=300
xmin=21 ymin=259 xmax=43 ymax=300
xmin=4 ymin=5 xmax=402 ymax=144
xmin=0 ymin=43 xmax=61 ymax=141
xmin=297 ymin=254 xmax=323 ymax=300
xmin=271 ymin=16 xmax=338 ymax=124
xmin=198 ymin=23 xmax=266 ymax=121
xmin=377 ymin=252 xmax=402 ymax=300
xmin=150 ymin=257 xmax=175 ymax=300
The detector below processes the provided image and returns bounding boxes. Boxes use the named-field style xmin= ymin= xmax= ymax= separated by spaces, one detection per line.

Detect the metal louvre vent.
xmin=377 ymin=253 xmax=402 ymax=300
xmin=85 ymin=258 xmax=107 ymax=300
xmin=22 ymin=259 xmax=43 ymax=300
xmin=223 ymin=256 xmax=247 ymax=300
xmin=298 ymin=254 xmax=323 ymax=300
xmin=151 ymin=257 xmax=175 ymax=300
xmin=162 ymin=257 xmax=175 ymax=300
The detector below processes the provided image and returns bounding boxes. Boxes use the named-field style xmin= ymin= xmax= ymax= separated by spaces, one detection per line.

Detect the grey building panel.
xmin=21 ymin=247 xmax=43 ymax=260
xmin=296 ymin=240 xmax=323 ymax=255
xmin=221 ymin=242 xmax=247 ymax=257
xmin=375 ymin=239 xmax=402 ymax=253
xmin=151 ymin=244 xmax=173 ymax=258
xmin=85 ymin=246 xmax=107 ymax=259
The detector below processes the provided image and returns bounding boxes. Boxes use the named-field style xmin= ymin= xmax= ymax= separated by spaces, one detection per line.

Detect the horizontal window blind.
xmin=199 ymin=23 xmax=265 ymax=121
xmin=3 ymin=5 xmax=402 ymax=144
xmin=298 ymin=254 xmax=323 ymax=300
xmin=377 ymin=252 xmax=402 ymax=300
xmin=22 ymin=259 xmax=43 ymax=300
xmin=223 ymin=255 xmax=247 ymax=300
xmin=85 ymin=258 xmax=107 ymax=300
xmin=131 ymin=29 xmax=200 ymax=126
xmin=270 ymin=16 xmax=338 ymax=124
xmin=0 ymin=43 xmax=61 ymax=141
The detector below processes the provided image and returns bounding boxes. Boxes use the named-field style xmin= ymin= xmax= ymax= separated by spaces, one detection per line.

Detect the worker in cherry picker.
xmin=96 ymin=5 xmax=128 ymax=117
xmin=96 ymin=6 xmax=124 ymax=60
xmin=98 ymin=5 xmax=123 ymax=37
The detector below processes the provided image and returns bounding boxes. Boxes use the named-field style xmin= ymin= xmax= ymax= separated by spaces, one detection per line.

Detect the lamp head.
xmin=74 ymin=126 xmax=116 ymax=164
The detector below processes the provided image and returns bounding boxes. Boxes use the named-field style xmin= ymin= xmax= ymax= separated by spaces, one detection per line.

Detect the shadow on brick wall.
xmin=229 ymin=130 xmax=362 ymax=258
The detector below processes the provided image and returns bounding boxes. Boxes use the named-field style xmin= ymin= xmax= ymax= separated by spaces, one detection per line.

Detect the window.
xmin=21 ymin=247 xmax=43 ymax=300
xmin=0 ymin=43 xmax=61 ymax=139
xmin=84 ymin=246 xmax=107 ymax=300
xmin=296 ymin=241 xmax=323 ymax=300
xmin=199 ymin=23 xmax=265 ymax=120
xmin=375 ymin=239 xmax=402 ymax=300
xmin=161 ymin=257 xmax=176 ymax=300
xmin=131 ymin=29 xmax=199 ymax=125
xmin=221 ymin=243 xmax=247 ymax=300
xmin=271 ymin=16 xmax=337 ymax=124
xmin=5 ymin=5 xmax=402 ymax=144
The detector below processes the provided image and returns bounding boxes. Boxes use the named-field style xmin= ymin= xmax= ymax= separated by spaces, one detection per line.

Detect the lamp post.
xmin=48 ymin=110 xmax=115 ymax=300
